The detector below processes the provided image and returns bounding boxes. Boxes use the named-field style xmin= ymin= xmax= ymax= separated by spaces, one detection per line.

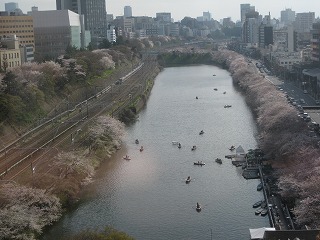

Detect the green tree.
xmin=115 ymin=36 xmax=125 ymax=45
xmin=65 ymin=44 xmax=79 ymax=57
xmin=0 ymin=94 xmax=9 ymax=122
xmin=99 ymin=39 xmax=112 ymax=49
xmin=2 ymin=71 xmax=22 ymax=95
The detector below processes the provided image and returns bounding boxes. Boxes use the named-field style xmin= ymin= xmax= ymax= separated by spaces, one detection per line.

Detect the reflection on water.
xmin=42 ymin=65 xmax=268 ymax=240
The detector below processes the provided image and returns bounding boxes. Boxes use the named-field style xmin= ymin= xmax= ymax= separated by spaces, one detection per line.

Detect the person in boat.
xmin=196 ymin=96 xmax=198 ymax=99
xmin=196 ymin=202 xmax=200 ymax=209
xmin=187 ymin=176 xmax=191 ymax=180
xmin=140 ymin=146 xmax=144 ymax=151
xmin=178 ymin=143 xmax=181 ymax=148
xmin=199 ymin=130 xmax=204 ymax=135
xmin=135 ymin=139 xmax=139 ymax=144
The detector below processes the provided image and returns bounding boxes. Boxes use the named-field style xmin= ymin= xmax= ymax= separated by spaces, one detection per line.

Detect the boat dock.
xmin=226 ymin=147 xmax=297 ymax=234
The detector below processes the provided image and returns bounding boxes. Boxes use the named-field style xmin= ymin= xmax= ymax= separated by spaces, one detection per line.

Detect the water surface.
xmin=43 ymin=65 xmax=268 ymax=240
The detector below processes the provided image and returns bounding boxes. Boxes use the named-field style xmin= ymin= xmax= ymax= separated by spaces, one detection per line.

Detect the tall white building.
xmin=124 ymin=6 xmax=132 ymax=18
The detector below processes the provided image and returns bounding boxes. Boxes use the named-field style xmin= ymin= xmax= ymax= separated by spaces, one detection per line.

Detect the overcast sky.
xmin=1 ymin=0 xmax=319 ymax=22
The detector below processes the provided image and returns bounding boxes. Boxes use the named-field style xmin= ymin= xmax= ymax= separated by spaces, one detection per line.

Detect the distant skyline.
xmin=1 ymin=0 xmax=319 ymax=22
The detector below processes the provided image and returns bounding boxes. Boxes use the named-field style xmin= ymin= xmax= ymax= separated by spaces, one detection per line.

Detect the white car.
xmin=304 ymin=90 xmax=308 ymax=94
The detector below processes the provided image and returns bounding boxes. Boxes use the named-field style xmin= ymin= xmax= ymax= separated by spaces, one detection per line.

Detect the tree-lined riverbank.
xmin=1 ymin=44 xmax=319 ymax=239
xmin=212 ymin=50 xmax=320 ymax=228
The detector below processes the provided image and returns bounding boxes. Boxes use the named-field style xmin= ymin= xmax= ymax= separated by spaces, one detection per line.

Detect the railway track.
xmin=0 ymin=57 xmax=159 ymax=181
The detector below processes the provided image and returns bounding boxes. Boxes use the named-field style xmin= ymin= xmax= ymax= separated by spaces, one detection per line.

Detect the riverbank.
xmin=212 ymin=50 xmax=320 ymax=229
xmin=0 ymin=54 xmax=160 ymax=240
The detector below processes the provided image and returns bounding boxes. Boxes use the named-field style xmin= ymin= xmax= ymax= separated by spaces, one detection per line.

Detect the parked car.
xmin=316 ymin=100 xmax=320 ymax=105
xmin=304 ymin=90 xmax=308 ymax=94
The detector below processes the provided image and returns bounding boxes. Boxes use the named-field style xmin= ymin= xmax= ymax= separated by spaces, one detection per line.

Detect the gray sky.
xmin=1 ymin=0 xmax=319 ymax=22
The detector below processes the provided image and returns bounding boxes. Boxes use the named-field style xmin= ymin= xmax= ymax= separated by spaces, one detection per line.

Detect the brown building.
xmin=0 ymin=15 xmax=35 ymax=62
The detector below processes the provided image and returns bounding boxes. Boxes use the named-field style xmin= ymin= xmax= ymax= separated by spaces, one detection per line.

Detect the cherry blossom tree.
xmin=86 ymin=116 xmax=126 ymax=152
xmin=213 ymin=49 xmax=320 ymax=227
xmin=0 ymin=183 xmax=61 ymax=239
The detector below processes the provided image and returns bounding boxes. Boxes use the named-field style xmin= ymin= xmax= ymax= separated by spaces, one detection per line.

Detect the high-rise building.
xmin=124 ymin=6 xmax=132 ymax=18
xmin=5 ymin=2 xmax=18 ymax=12
xmin=281 ymin=8 xmax=295 ymax=25
xmin=242 ymin=11 xmax=260 ymax=44
xmin=56 ymin=0 xmax=107 ymax=45
xmin=240 ymin=3 xmax=255 ymax=23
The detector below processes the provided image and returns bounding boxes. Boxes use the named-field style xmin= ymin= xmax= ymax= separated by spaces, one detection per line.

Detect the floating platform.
xmin=242 ymin=168 xmax=260 ymax=179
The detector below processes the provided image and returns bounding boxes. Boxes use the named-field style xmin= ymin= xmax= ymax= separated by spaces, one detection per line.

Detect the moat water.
xmin=43 ymin=65 xmax=269 ymax=240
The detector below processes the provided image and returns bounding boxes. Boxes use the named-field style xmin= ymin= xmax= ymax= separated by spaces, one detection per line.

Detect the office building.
xmin=56 ymin=0 xmax=107 ymax=45
xmin=0 ymin=14 xmax=35 ymax=62
xmin=124 ymin=6 xmax=132 ymax=18
xmin=259 ymin=25 xmax=273 ymax=48
xmin=31 ymin=10 xmax=90 ymax=61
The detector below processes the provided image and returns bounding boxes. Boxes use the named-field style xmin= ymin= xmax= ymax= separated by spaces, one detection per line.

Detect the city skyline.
xmin=1 ymin=0 xmax=319 ymax=22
